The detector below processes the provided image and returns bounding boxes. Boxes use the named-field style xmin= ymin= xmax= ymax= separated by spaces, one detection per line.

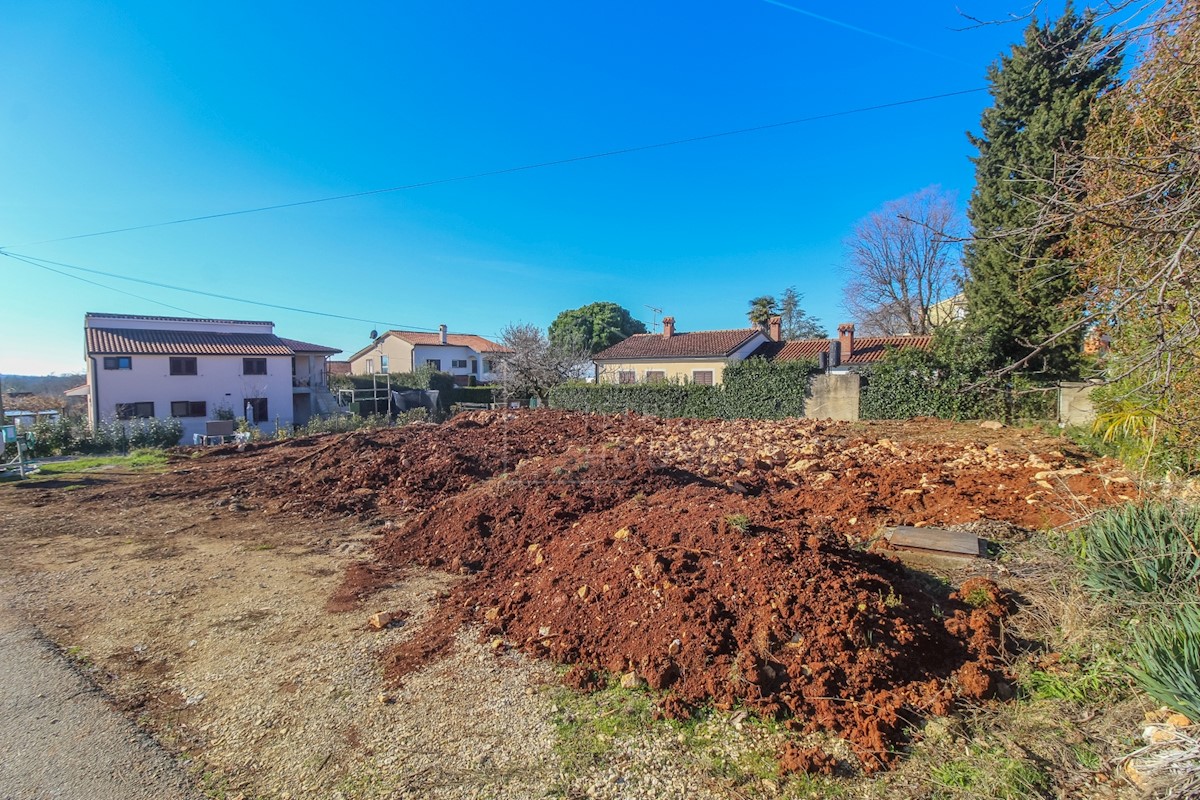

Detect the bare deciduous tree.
xmin=842 ymin=186 xmax=963 ymax=336
xmin=496 ymin=323 xmax=591 ymax=404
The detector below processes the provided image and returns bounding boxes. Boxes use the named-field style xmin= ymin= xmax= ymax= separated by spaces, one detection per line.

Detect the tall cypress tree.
xmin=963 ymin=6 xmax=1121 ymax=378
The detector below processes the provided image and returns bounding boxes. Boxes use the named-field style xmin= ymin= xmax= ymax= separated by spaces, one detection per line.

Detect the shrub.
xmin=22 ymin=415 xmax=182 ymax=456
xmin=859 ymin=345 xmax=1057 ymax=422
xmin=343 ymin=367 xmax=456 ymax=416
xmin=548 ymin=358 xmax=813 ymax=420
xmin=1074 ymin=501 xmax=1200 ymax=598
xmin=1075 ymin=500 xmax=1200 ymax=722
xmin=451 ymin=386 xmax=496 ymax=406
xmin=1129 ymin=604 xmax=1200 ymax=721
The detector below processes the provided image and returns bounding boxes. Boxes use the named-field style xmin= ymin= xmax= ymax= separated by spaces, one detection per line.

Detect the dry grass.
xmin=1123 ymin=726 xmax=1200 ymax=799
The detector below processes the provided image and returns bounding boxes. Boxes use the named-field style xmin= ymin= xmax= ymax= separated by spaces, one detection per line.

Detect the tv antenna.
xmin=644 ymin=304 xmax=663 ymax=333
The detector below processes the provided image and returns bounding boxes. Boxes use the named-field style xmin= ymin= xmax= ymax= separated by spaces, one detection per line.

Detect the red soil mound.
xmin=376 ymin=448 xmax=1020 ymax=770
xmin=144 ymin=409 xmax=1132 ymax=769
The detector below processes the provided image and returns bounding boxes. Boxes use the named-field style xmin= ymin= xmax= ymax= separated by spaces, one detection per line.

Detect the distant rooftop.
xmin=753 ymin=334 xmax=933 ymax=365
xmin=594 ymin=328 xmax=762 ymax=360
xmin=86 ymin=312 xmax=274 ymax=326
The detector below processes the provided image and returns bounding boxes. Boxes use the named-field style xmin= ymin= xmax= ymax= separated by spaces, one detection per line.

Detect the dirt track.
xmin=0 ymin=410 xmax=1136 ymax=795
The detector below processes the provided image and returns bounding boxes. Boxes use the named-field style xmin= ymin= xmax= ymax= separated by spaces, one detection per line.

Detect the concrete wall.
xmin=805 ymin=372 xmax=861 ymax=422
xmin=1059 ymin=382 xmax=1097 ymax=427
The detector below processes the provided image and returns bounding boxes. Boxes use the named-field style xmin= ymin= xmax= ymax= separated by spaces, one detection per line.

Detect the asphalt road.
xmin=0 ymin=607 xmax=201 ymax=800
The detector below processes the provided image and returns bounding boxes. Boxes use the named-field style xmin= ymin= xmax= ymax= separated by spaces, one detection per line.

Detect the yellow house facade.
xmin=593 ymin=317 xmax=772 ymax=385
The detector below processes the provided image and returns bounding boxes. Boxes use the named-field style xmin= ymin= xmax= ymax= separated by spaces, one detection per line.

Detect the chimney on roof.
xmin=662 ymin=317 xmax=675 ymax=338
xmin=439 ymin=323 xmax=447 ymax=345
xmin=838 ymin=323 xmax=855 ymax=359
xmin=768 ymin=315 xmax=782 ymax=342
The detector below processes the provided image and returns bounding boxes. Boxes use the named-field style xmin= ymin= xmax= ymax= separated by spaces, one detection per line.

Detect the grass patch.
xmin=1020 ymin=651 xmax=1126 ymax=705
xmin=64 ymin=645 xmax=92 ymax=667
xmin=962 ymin=585 xmax=993 ymax=608
xmin=29 ymin=450 xmax=169 ymax=478
xmin=725 ymin=513 xmax=751 ymax=534
xmin=928 ymin=746 xmax=1049 ymax=799
xmin=1129 ymin=603 xmax=1200 ymax=721
xmin=1074 ymin=501 xmax=1200 ymax=597
xmin=550 ymin=679 xmax=658 ymax=770
xmin=702 ymin=739 xmax=779 ymax=784
xmin=549 ymin=680 xmax=796 ymax=795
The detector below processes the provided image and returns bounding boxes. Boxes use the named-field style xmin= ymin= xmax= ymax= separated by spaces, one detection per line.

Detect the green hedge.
xmin=859 ymin=347 xmax=1056 ymax=421
xmin=344 ymin=373 xmax=422 ymax=391
xmin=451 ymin=386 xmax=495 ymax=405
xmin=548 ymin=358 xmax=813 ymax=419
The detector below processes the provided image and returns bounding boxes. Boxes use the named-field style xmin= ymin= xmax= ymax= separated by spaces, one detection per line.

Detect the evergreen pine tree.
xmin=963 ymin=6 xmax=1121 ymax=378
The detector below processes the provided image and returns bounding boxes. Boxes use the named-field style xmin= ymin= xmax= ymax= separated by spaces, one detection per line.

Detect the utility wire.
xmin=759 ymin=0 xmax=970 ymax=64
xmin=6 ymin=87 xmax=986 ymax=248
xmin=3 ymin=251 xmax=198 ymax=316
xmin=0 ymin=251 xmax=441 ymax=331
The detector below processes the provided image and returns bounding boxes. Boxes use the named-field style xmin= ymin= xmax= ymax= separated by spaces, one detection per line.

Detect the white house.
xmin=346 ymin=324 xmax=510 ymax=386
xmin=83 ymin=313 xmax=342 ymax=443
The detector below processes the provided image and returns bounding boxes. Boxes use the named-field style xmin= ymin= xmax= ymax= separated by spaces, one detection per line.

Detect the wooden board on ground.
xmin=884 ymin=526 xmax=985 ymax=559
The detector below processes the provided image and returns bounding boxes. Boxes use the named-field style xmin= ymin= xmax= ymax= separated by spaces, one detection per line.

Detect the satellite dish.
xmin=369 ymin=329 xmax=378 ymax=340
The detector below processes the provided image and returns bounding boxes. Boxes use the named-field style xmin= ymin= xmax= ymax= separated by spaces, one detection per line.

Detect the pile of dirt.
xmin=375 ymin=447 xmax=1017 ymax=770
xmin=138 ymin=409 xmax=1132 ymax=770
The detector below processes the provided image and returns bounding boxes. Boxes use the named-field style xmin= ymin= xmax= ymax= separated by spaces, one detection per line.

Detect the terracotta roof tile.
xmin=595 ymin=329 xmax=763 ymax=360
xmin=752 ymin=335 xmax=933 ymax=364
xmin=86 ymin=327 xmax=294 ymax=356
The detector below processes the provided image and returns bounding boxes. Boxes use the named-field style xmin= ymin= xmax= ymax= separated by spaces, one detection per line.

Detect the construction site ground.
xmin=0 ymin=410 xmax=1151 ymax=799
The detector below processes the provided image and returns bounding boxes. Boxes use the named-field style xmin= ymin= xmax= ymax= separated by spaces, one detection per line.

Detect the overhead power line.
xmin=2 ymin=251 xmax=198 ymax=316
xmin=0 ymin=251 xmax=440 ymax=332
xmin=6 ymin=87 xmax=986 ymax=248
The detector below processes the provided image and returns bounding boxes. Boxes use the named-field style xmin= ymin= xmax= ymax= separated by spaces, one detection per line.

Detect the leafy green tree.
xmin=778 ymin=286 xmax=826 ymax=339
xmin=746 ymin=295 xmax=778 ymax=328
xmin=548 ymin=302 xmax=646 ymax=355
xmin=963 ymin=6 xmax=1122 ymax=378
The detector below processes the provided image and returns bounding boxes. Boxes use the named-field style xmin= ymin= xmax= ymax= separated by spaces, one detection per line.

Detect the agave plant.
xmin=1076 ymin=501 xmax=1200 ymax=597
xmin=1129 ymin=603 xmax=1200 ymax=722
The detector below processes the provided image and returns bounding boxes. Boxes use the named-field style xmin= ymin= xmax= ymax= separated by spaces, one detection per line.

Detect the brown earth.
xmin=68 ymin=409 xmax=1134 ymax=773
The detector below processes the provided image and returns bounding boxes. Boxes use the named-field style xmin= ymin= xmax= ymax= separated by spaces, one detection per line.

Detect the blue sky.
xmin=0 ymin=1 xmax=1064 ymax=375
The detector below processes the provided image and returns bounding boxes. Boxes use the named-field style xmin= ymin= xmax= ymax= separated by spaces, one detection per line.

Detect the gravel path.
xmin=0 ymin=606 xmax=202 ymax=800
